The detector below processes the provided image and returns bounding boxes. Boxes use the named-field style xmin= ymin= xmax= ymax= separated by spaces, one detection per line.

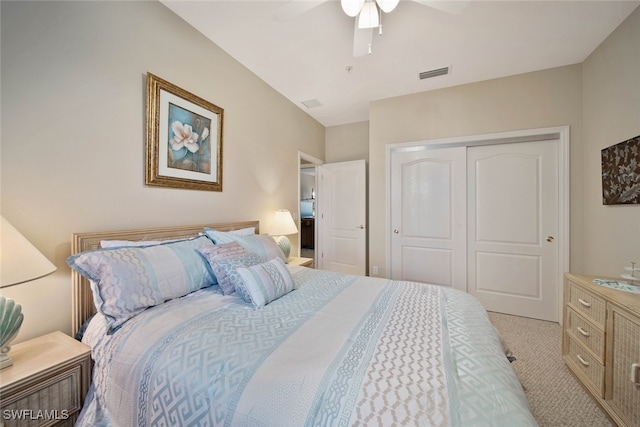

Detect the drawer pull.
xmin=632 ymin=363 xmax=640 ymax=385
xmin=577 ymin=327 xmax=590 ymax=337
xmin=577 ymin=354 xmax=590 ymax=367
xmin=578 ymin=298 xmax=592 ymax=308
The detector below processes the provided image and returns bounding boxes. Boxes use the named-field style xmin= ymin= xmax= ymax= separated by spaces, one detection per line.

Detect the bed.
xmin=68 ymin=221 xmax=537 ymax=426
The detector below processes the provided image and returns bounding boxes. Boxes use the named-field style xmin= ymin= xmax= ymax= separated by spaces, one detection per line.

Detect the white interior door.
xmin=317 ymin=160 xmax=366 ymax=275
xmin=467 ymin=140 xmax=559 ymax=321
xmin=390 ymin=147 xmax=467 ymax=291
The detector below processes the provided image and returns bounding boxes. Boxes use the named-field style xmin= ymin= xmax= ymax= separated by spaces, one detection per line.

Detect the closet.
xmin=388 ymin=127 xmax=568 ymax=321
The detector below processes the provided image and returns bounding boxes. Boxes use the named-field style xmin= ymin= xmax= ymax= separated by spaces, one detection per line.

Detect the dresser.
xmin=562 ymin=273 xmax=640 ymax=427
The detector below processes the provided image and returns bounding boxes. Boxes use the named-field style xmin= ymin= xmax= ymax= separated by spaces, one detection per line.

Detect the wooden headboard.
xmin=70 ymin=220 xmax=259 ymax=334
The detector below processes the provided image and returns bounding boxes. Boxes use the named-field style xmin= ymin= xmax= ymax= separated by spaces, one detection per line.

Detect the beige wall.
xmin=0 ymin=1 xmax=324 ymax=343
xmin=582 ymin=7 xmax=640 ymax=277
xmin=368 ymin=65 xmax=584 ymax=278
xmin=368 ymin=7 xmax=640 ymax=279
xmin=325 ymin=121 xmax=369 ymax=164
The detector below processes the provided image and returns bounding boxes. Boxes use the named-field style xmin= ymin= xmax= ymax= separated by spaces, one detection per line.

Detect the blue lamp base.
xmin=275 ymin=235 xmax=291 ymax=259
xmin=0 ymin=296 xmax=24 ymax=369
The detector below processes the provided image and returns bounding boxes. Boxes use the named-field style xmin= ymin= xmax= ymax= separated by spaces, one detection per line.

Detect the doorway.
xmin=387 ymin=127 xmax=569 ymax=321
xmin=298 ymin=152 xmax=322 ymax=264
xmin=298 ymin=154 xmax=368 ymax=275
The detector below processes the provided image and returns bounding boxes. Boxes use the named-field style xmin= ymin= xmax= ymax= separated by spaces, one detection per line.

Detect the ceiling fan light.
xmin=375 ymin=0 xmax=399 ymax=13
xmin=341 ymin=0 xmax=365 ymax=17
xmin=358 ymin=2 xmax=379 ymax=29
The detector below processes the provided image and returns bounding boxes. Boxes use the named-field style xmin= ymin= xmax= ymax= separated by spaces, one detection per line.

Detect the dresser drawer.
xmin=567 ymin=280 xmax=606 ymax=327
xmin=566 ymin=307 xmax=605 ymax=362
xmin=566 ymin=336 xmax=605 ymax=397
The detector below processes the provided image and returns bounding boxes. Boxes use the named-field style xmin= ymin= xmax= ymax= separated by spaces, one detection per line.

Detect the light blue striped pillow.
xmin=203 ymin=228 xmax=287 ymax=263
xmin=67 ymin=236 xmax=215 ymax=334
xmin=236 ymin=258 xmax=295 ymax=308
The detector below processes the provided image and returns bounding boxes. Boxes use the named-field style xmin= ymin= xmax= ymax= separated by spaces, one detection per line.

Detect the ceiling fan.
xmin=272 ymin=0 xmax=469 ymax=57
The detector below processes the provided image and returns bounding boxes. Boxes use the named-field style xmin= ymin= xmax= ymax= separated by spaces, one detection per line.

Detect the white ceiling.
xmin=161 ymin=0 xmax=639 ymax=127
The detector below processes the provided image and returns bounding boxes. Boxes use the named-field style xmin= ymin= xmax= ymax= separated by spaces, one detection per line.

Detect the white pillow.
xmin=100 ymin=237 xmax=189 ymax=248
xmin=100 ymin=240 xmax=164 ymax=248
xmin=229 ymin=227 xmax=256 ymax=236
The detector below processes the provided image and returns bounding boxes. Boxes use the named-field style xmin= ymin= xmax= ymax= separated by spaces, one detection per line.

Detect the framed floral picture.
xmin=601 ymin=134 xmax=640 ymax=205
xmin=146 ymin=73 xmax=223 ymax=191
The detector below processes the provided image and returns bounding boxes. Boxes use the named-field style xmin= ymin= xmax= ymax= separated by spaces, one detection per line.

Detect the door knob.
xmin=357 ymin=225 xmax=365 ymax=229
xmin=546 ymin=236 xmax=554 ymax=242
xmin=393 ymin=229 xmax=399 ymax=234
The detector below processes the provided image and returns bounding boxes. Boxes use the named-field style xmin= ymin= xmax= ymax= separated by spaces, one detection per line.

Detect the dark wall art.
xmin=601 ymin=134 xmax=640 ymax=205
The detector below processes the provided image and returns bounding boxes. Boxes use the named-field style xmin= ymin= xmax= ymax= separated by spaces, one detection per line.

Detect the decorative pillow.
xmin=237 ymin=258 xmax=296 ymax=309
xmin=197 ymin=242 xmax=247 ymax=295
xmin=67 ymin=236 xmax=216 ymax=334
xmin=204 ymin=228 xmax=287 ymax=263
xmin=212 ymin=252 xmax=262 ymax=302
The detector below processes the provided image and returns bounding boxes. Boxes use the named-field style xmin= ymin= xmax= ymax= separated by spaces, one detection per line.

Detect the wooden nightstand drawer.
xmin=0 ymin=332 xmax=91 ymax=427
xmin=566 ymin=307 xmax=605 ymax=362
xmin=2 ymin=367 xmax=82 ymax=426
xmin=566 ymin=335 xmax=605 ymax=397
xmin=567 ymin=280 xmax=606 ymax=327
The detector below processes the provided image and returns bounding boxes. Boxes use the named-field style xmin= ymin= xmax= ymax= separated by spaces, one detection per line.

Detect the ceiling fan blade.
xmin=411 ymin=0 xmax=469 ymax=15
xmin=353 ymin=23 xmax=373 ymax=57
xmin=271 ymin=0 xmax=329 ymax=22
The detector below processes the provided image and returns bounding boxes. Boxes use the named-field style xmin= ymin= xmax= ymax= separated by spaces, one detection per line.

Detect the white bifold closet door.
xmin=390 ymin=139 xmax=559 ymax=321
xmin=390 ymin=147 xmax=468 ymax=292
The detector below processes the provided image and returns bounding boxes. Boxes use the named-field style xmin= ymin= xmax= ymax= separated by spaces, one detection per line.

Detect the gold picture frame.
xmin=145 ymin=72 xmax=223 ymax=191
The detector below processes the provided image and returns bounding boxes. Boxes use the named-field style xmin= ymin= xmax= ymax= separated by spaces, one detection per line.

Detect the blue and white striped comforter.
xmin=78 ymin=266 xmax=537 ymax=426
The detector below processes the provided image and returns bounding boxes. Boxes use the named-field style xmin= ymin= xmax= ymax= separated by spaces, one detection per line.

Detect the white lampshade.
xmin=375 ymin=0 xmax=399 ymax=13
xmin=269 ymin=210 xmax=298 ymax=259
xmin=358 ymin=1 xmax=379 ymax=29
xmin=1 ymin=216 xmax=57 ymax=288
xmin=0 ymin=215 xmax=57 ymax=369
xmin=341 ymin=0 xmax=366 ymax=17
xmin=269 ymin=210 xmax=298 ymax=237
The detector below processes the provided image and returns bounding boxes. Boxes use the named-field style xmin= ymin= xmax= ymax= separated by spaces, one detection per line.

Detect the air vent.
xmin=419 ymin=66 xmax=450 ymax=80
xmin=301 ymin=99 xmax=322 ymax=109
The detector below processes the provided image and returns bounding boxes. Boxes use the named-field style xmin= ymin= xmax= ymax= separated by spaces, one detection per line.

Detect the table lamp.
xmin=269 ymin=209 xmax=298 ymax=259
xmin=0 ymin=216 xmax=57 ymax=369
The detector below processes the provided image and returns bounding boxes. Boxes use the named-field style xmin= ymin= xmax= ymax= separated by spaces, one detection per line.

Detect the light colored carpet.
xmin=488 ymin=312 xmax=614 ymax=427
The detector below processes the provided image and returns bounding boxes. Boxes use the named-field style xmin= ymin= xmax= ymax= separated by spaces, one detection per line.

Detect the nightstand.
xmin=288 ymin=256 xmax=314 ymax=268
xmin=0 ymin=331 xmax=91 ymax=426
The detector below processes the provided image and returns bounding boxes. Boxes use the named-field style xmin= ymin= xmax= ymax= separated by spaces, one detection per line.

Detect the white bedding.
xmin=77 ymin=266 xmax=537 ymax=426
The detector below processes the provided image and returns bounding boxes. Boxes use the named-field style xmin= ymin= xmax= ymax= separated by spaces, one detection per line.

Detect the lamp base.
xmin=275 ymin=235 xmax=291 ymax=259
xmin=0 ymin=296 xmax=23 ymax=370
xmin=0 ymin=347 xmax=13 ymax=369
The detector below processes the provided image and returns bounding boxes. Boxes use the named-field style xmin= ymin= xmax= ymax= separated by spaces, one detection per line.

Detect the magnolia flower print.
xmin=171 ymin=121 xmax=201 ymax=153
